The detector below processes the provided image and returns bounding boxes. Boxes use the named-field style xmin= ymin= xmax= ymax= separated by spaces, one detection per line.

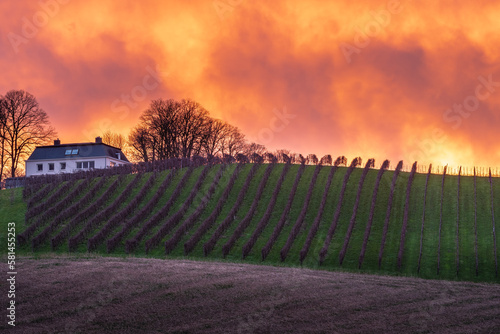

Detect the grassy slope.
xmin=0 ymin=187 xmax=25 ymax=250
xmin=86 ymin=172 xmax=157 ymax=254
xmin=459 ymin=175 xmax=476 ymax=279
xmin=1 ymin=163 xmax=499 ymax=283
xmin=226 ymin=164 xmax=284 ymax=260
xmin=245 ymin=164 xmax=301 ymax=262
xmin=265 ymin=164 xmax=313 ymax=263
xmin=476 ymin=176 xmax=496 ymax=281
xmin=419 ymin=173 xmax=442 ymax=279
xmin=217 ymin=163 xmax=269 ymax=259
xmin=400 ymin=172 xmax=426 ymax=276
xmin=284 ymin=165 xmax=328 ymax=264
xmin=167 ymin=164 xmax=237 ymax=257
xmin=494 ymin=177 xmax=500 ymax=276
xmin=188 ymin=164 xmax=253 ymax=259
xmin=341 ymin=169 xmax=378 ymax=268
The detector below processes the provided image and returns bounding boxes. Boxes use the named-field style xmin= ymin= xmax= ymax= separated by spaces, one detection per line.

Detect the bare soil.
xmin=1 ymin=256 xmax=499 ymax=333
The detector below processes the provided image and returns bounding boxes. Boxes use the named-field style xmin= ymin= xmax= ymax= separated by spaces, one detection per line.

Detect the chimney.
xmin=54 ymin=139 xmax=61 ymax=146
xmin=95 ymin=136 xmax=103 ymax=144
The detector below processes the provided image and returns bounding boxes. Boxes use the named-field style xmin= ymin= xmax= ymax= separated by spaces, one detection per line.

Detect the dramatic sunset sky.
xmin=1 ymin=0 xmax=500 ymax=168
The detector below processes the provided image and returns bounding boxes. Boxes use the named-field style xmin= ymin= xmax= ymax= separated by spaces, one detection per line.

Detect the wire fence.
xmin=378 ymin=163 xmax=499 ymax=177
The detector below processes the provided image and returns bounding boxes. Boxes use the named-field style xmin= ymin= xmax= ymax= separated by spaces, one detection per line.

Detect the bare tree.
xmin=102 ymin=130 xmax=126 ymax=150
xmin=352 ymin=157 xmax=362 ymax=167
xmin=140 ymin=98 xmax=181 ymax=160
xmin=0 ymin=90 xmax=57 ymax=177
xmin=0 ymin=99 xmax=7 ymax=182
xmin=130 ymin=98 xmax=255 ymax=163
xmin=221 ymin=124 xmax=246 ymax=157
xmin=236 ymin=153 xmax=248 ymax=163
xmin=307 ymin=154 xmax=319 ymax=165
xmin=334 ymin=156 xmax=347 ymax=166
xmin=177 ymin=99 xmax=209 ymax=158
xmin=295 ymin=153 xmax=306 ymax=165
xmin=280 ymin=153 xmax=290 ymax=164
xmin=244 ymin=142 xmax=266 ymax=156
xmin=201 ymin=118 xmax=227 ymax=157
xmin=275 ymin=149 xmax=291 ymax=157
xmin=137 ymin=98 xmax=211 ymax=160
xmin=128 ymin=125 xmax=152 ymax=162
xmin=320 ymin=154 xmax=332 ymax=165
xmin=275 ymin=149 xmax=291 ymax=163
xmin=250 ymin=153 xmax=263 ymax=164
xmin=263 ymin=152 xmax=277 ymax=164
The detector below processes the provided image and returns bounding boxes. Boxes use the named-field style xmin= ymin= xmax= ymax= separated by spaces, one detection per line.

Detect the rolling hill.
xmin=2 ymin=160 xmax=500 ymax=283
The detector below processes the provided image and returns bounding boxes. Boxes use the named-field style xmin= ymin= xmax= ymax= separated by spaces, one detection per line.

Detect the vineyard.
xmin=5 ymin=157 xmax=500 ymax=283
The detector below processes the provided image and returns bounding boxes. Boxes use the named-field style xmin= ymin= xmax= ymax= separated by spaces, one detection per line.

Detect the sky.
xmin=1 ymin=0 xmax=500 ymax=169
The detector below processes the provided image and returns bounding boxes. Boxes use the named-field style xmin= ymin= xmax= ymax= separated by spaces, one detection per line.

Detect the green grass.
xmin=340 ymin=169 xmax=378 ymax=268
xmin=458 ymin=175 xmax=476 ymax=279
xmin=284 ymin=165 xmax=329 ymax=264
xmin=0 ymin=187 xmax=26 ymax=251
xmin=401 ymin=172 xmax=426 ymax=276
xmin=1 ymin=163 xmax=499 ymax=284
xmin=167 ymin=164 xmax=237 ymax=257
xmin=419 ymin=174 xmax=442 ymax=279
xmin=225 ymin=163 xmax=284 ymax=260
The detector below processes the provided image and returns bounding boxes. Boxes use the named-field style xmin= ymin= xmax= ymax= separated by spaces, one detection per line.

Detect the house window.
xmin=76 ymin=161 xmax=95 ymax=169
xmin=110 ymin=162 xmax=116 ymax=167
xmin=60 ymin=162 xmax=66 ymax=170
xmin=72 ymin=149 xmax=79 ymax=155
xmin=65 ymin=149 xmax=72 ymax=155
xmin=48 ymin=163 xmax=54 ymax=171
xmin=37 ymin=164 xmax=43 ymax=172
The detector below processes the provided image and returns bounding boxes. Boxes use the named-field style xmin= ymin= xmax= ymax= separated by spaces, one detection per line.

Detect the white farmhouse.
xmin=25 ymin=137 xmax=131 ymax=177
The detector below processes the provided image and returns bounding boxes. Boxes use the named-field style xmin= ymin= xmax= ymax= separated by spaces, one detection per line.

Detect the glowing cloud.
xmin=1 ymin=0 xmax=499 ymax=168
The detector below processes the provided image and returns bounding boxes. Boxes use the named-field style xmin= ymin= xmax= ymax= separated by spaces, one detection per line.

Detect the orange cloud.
xmin=1 ymin=0 xmax=499 ymax=169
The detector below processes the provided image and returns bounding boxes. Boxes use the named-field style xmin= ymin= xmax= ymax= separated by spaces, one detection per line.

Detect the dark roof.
xmin=27 ymin=142 xmax=130 ymax=162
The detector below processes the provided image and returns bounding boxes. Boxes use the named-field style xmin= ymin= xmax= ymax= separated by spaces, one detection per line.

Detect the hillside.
xmin=2 ymin=162 xmax=500 ymax=283
xmin=1 ymin=256 xmax=499 ymax=333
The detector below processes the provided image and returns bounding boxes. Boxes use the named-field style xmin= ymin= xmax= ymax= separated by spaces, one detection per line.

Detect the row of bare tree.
xmin=121 ymin=98 xmax=265 ymax=163
xmin=103 ymin=99 xmax=351 ymax=168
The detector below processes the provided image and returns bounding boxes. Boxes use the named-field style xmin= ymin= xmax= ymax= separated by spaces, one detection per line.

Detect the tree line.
xmin=124 ymin=98 xmax=262 ymax=163
xmin=0 ymin=89 xmax=338 ymax=185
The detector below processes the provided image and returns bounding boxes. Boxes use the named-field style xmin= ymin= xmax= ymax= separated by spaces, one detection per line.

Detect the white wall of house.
xmin=25 ymin=157 xmax=129 ymax=177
